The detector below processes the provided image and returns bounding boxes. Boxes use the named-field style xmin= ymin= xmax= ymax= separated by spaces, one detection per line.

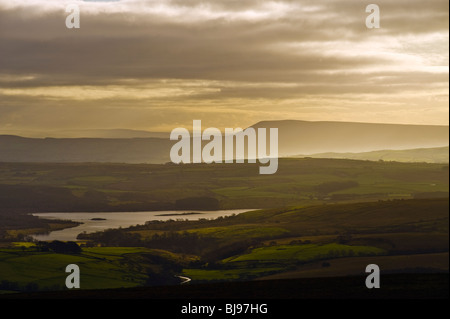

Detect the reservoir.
xmin=31 ymin=209 xmax=252 ymax=242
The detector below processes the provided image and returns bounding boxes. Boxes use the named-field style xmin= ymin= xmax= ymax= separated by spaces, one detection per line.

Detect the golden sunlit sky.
xmin=0 ymin=0 xmax=448 ymax=136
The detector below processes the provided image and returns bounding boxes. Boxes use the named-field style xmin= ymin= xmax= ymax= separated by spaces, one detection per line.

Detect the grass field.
xmin=186 ymin=225 xmax=290 ymax=240
xmin=260 ymin=252 xmax=449 ymax=280
xmin=1 ymin=195 xmax=448 ymax=291
xmin=224 ymin=243 xmax=385 ymax=263
xmin=0 ymin=159 xmax=448 ymax=294
xmin=0 ymin=159 xmax=447 ymax=214
xmin=0 ymin=247 xmax=191 ymax=292
xmin=164 ymin=198 xmax=449 ymax=283
xmin=182 ymin=243 xmax=386 ymax=282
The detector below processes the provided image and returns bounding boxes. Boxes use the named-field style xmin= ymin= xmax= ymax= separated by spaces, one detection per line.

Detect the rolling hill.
xmin=251 ymin=120 xmax=449 ymax=156
xmin=0 ymin=135 xmax=172 ymax=163
xmin=0 ymin=120 xmax=448 ymax=163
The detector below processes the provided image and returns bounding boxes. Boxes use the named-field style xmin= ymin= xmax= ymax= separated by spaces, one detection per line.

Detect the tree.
xmin=47 ymin=240 xmax=82 ymax=254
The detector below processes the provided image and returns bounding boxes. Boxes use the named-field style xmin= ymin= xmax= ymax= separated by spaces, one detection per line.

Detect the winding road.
xmin=176 ymin=275 xmax=192 ymax=285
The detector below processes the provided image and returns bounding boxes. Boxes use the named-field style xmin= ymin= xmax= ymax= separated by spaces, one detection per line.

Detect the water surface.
xmin=32 ymin=209 xmax=251 ymax=241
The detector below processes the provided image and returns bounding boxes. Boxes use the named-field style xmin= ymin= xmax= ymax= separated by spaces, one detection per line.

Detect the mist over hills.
xmin=299 ymin=146 xmax=449 ymax=163
xmin=251 ymin=120 xmax=449 ymax=156
xmin=0 ymin=120 xmax=448 ymax=164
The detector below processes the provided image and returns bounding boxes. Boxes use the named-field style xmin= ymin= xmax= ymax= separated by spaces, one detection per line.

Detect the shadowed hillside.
xmin=0 ymin=120 xmax=448 ymax=163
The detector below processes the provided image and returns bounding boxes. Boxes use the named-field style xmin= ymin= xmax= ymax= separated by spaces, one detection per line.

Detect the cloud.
xmin=0 ymin=0 xmax=448 ymax=134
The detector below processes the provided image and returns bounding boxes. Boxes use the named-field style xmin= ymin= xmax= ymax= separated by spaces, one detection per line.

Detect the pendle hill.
xmin=0 ymin=120 xmax=448 ymax=164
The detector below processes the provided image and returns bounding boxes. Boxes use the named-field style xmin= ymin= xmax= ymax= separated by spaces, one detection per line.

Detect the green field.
xmin=183 ymin=267 xmax=285 ymax=282
xmin=0 ymin=159 xmax=447 ymax=215
xmin=105 ymin=198 xmax=448 ymax=283
xmin=186 ymin=225 xmax=290 ymax=240
xmin=1 ymin=198 xmax=448 ymax=291
xmin=0 ymin=159 xmax=448 ymax=294
xmin=261 ymin=252 xmax=450 ymax=280
xmin=224 ymin=243 xmax=385 ymax=263
xmin=0 ymin=247 xmax=190 ymax=292
xmin=183 ymin=243 xmax=386 ymax=282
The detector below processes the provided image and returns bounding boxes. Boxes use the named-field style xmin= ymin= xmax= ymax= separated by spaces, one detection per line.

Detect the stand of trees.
xmin=78 ymin=229 xmax=217 ymax=255
xmin=35 ymin=240 xmax=82 ymax=254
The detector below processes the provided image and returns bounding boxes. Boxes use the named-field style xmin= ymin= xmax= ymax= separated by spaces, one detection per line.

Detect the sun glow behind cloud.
xmin=0 ymin=0 xmax=448 ymax=134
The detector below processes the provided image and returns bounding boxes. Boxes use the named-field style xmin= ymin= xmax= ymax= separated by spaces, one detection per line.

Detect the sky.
xmin=0 ymin=0 xmax=448 ymax=135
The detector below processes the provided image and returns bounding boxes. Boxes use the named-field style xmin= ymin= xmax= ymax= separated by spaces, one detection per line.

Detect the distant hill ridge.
xmin=0 ymin=120 xmax=448 ymax=163
xmin=251 ymin=120 xmax=448 ymax=155
xmin=298 ymin=146 xmax=449 ymax=163
xmin=0 ymin=129 xmax=169 ymax=139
